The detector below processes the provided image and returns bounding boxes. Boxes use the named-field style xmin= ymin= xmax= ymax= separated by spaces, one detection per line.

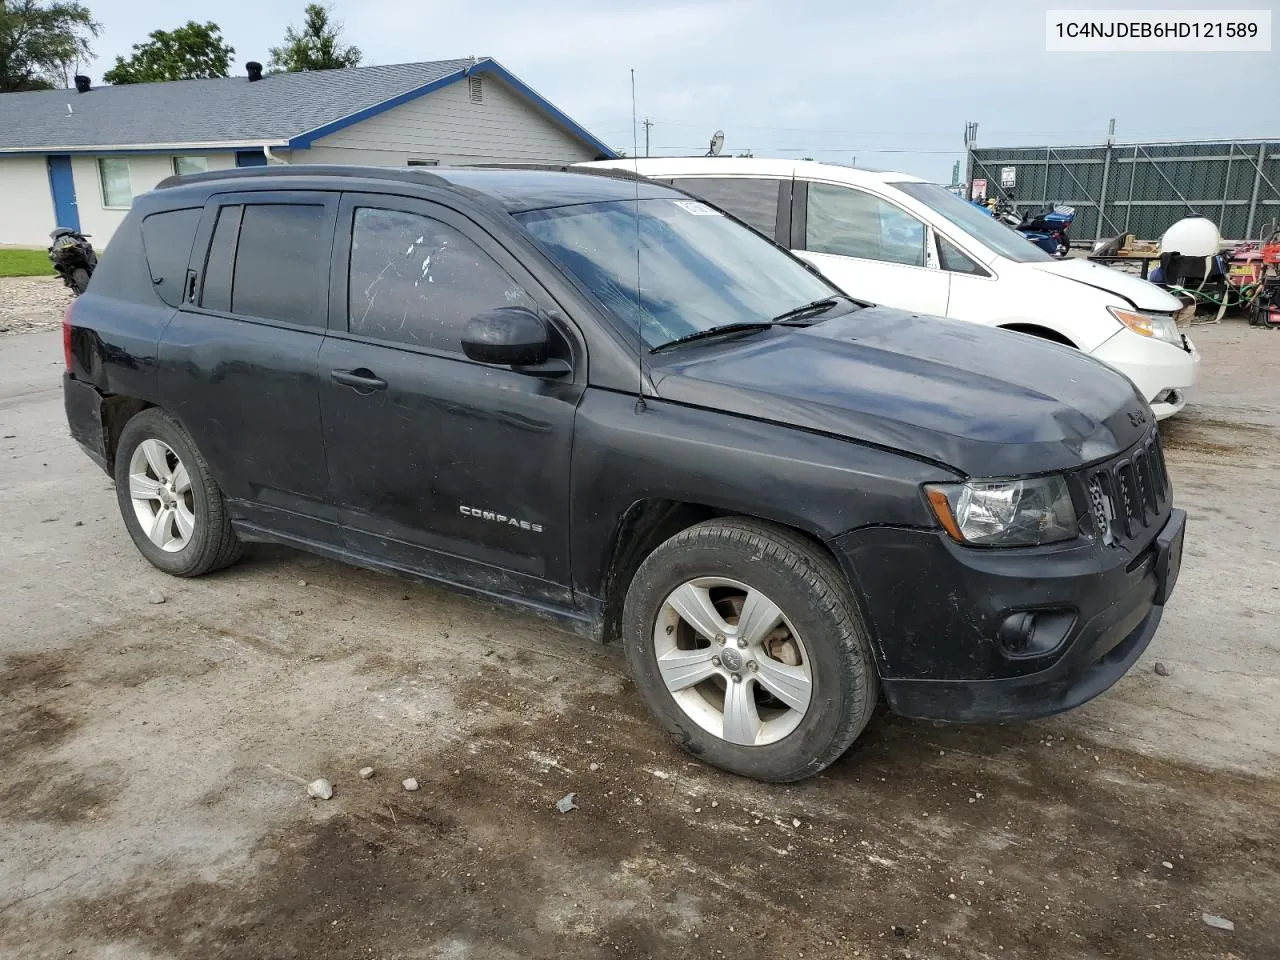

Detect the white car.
xmin=583 ymin=158 xmax=1199 ymax=419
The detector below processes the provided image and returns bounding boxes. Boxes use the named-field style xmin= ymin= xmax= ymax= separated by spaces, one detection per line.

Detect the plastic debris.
xmin=1202 ymin=913 xmax=1235 ymax=931
xmin=556 ymin=793 xmax=578 ymax=814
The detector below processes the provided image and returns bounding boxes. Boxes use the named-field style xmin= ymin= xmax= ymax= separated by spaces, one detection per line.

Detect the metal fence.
xmin=966 ymin=138 xmax=1280 ymax=243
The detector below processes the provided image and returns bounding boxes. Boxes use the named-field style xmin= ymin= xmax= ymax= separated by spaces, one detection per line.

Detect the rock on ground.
xmin=0 ymin=277 xmax=71 ymax=337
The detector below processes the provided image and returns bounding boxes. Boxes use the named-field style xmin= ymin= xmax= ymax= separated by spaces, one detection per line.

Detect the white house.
xmin=0 ymin=57 xmax=616 ymax=247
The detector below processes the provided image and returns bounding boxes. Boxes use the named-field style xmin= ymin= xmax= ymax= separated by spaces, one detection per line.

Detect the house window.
xmin=173 ymin=156 xmax=209 ymax=176
xmin=98 ymin=157 xmax=133 ymax=208
xmin=469 ymin=76 xmax=483 ymax=103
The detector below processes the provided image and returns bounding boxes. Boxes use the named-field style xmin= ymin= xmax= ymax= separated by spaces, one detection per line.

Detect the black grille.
xmin=1083 ymin=430 xmax=1170 ymax=547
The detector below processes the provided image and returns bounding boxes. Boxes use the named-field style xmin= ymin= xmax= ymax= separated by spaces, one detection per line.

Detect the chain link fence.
xmin=966 ymin=139 xmax=1280 ymax=244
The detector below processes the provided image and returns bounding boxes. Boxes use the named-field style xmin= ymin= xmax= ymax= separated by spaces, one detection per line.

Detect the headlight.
xmin=925 ymin=476 xmax=1078 ymax=546
xmin=1109 ymin=306 xmax=1181 ymax=345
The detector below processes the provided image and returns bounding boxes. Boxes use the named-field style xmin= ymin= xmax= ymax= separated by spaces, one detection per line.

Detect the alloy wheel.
xmin=127 ymin=439 xmax=195 ymax=553
xmin=652 ymin=577 xmax=812 ymax=746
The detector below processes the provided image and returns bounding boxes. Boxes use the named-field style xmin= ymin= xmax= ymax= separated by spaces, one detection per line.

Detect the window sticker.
xmin=672 ymin=199 xmax=722 ymax=216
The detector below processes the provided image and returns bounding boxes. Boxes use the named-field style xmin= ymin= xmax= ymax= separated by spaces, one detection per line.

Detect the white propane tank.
xmin=1160 ymin=217 xmax=1221 ymax=257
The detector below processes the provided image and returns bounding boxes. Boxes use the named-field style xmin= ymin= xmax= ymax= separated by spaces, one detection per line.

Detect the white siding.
xmin=304 ymin=75 xmax=598 ymax=166
xmin=0 ymin=156 xmax=57 ymax=245
xmin=68 ymin=152 xmax=236 ymax=246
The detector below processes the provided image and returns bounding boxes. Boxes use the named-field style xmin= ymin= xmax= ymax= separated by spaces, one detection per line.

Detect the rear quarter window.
xmin=140 ymin=208 xmax=202 ymax=306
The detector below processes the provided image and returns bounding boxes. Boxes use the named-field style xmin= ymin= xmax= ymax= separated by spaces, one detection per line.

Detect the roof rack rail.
xmin=155 ymin=164 xmax=451 ymax=191
xmin=459 ymin=162 xmax=655 ymax=184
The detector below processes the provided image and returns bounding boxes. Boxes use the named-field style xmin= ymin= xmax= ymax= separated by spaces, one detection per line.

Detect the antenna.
xmin=707 ymin=130 xmax=725 ymax=157
xmin=631 ymin=69 xmax=646 ymax=413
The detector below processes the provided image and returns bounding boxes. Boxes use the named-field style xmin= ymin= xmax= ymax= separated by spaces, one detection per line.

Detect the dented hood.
xmin=1029 ymin=258 xmax=1182 ymax=312
xmin=653 ymin=306 xmax=1152 ymax=477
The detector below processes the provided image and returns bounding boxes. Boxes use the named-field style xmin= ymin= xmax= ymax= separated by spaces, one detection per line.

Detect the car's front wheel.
xmin=622 ymin=518 xmax=879 ymax=782
xmin=113 ymin=409 xmax=242 ymax=577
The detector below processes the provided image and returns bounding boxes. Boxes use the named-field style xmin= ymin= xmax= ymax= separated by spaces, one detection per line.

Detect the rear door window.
xmin=140 ymin=207 xmax=202 ymax=306
xmin=231 ymin=204 xmax=329 ymax=326
xmin=197 ymin=199 xmax=333 ymax=325
xmin=671 ymin=177 xmax=781 ymax=238
xmin=199 ymin=205 xmax=241 ymax=313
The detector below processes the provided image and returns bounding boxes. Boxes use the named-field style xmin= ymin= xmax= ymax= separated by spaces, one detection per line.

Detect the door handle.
xmin=330 ymin=368 xmax=387 ymax=392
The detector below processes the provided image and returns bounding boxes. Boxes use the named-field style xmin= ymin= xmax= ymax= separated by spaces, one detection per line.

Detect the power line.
xmin=641 ymin=146 xmax=967 ymax=156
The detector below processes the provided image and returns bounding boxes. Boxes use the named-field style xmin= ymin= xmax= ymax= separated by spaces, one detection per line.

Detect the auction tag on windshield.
xmin=672 ymin=200 xmax=721 ymax=216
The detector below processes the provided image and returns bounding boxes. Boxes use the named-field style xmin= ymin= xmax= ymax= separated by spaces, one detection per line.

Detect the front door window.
xmin=806 ymin=183 xmax=928 ymax=267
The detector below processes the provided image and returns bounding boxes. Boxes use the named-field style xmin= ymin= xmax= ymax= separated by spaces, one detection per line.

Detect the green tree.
xmin=268 ymin=4 xmax=360 ymax=72
xmin=0 ymin=0 xmax=99 ymax=92
xmin=103 ymin=20 xmax=233 ymax=84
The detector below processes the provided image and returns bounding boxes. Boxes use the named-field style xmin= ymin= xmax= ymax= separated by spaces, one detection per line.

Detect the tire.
xmin=622 ymin=518 xmax=879 ymax=782
xmin=70 ymin=267 xmax=90 ymax=295
xmin=113 ymin=408 xmax=242 ymax=577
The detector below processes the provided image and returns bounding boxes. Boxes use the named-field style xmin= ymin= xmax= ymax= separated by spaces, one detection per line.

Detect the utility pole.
xmin=642 ymin=118 xmax=654 ymax=158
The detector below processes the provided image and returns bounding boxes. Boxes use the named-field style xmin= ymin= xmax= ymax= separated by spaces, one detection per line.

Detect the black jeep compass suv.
xmin=62 ymin=165 xmax=1185 ymax=781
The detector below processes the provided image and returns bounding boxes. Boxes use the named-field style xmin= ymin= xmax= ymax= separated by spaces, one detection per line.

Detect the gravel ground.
xmin=1 ymin=315 xmax=1278 ymax=959
xmin=0 ymin=277 xmax=72 ymax=336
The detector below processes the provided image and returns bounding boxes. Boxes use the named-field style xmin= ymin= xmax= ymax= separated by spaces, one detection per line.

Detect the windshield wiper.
xmin=770 ymin=297 xmax=845 ymax=325
xmin=649 ymin=321 xmax=773 ymax=354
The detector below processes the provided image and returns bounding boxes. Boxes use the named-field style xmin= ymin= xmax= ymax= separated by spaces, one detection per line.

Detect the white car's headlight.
xmin=925 ymin=476 xmax=1078 ymax=546
xmin=1109 ymin=306 xmax=1181 ymax=345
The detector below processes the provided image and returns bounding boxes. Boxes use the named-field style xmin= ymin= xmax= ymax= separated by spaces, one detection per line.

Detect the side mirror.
xmin=462 ymin=307 xmax=550 ymax=367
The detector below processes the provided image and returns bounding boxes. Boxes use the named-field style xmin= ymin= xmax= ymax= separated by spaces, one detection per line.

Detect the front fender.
xmin=568 ymin=391 xmax=950 ymax=603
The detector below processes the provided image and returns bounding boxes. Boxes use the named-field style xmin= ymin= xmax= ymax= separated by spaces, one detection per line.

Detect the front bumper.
xmin=1090 ymin=327 xmax=1200 ymax=419
xmin=831 ymin=508 xmax=1185 ymax=723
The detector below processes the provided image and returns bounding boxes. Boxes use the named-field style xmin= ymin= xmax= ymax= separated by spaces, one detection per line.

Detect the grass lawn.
xmin=0 ymin=248 xmax=54 ymax=278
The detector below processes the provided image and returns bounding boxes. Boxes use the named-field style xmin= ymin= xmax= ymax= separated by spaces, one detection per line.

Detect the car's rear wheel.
xmin=622 ymin=518 xmax=878 ymax=782
xmin=113 ymin=409 xmax=241 ymax=577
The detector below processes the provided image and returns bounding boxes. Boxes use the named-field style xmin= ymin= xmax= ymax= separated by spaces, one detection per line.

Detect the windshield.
xmin=515 ymin=198 xmax=840 ymax=350
xmin=893 ymin=181 xmax=1054 ymax=264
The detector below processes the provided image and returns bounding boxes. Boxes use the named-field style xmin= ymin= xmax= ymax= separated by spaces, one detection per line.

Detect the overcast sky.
xmin=77 ymin=0 xmax=1278 ymax=181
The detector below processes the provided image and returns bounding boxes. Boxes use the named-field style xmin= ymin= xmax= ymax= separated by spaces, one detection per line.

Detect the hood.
xmin=652 ymin=306 xmax=1152 ymax=477
xmin=1030 ymin=258 xmax=1182 ymax=312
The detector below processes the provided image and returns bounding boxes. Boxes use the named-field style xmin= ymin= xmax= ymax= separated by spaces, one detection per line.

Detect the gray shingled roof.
xmin=0 ymin=59 xmax=474 ymax=151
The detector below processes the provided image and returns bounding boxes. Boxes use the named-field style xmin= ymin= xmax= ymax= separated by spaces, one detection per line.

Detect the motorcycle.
xmin=970 ymin=196 xmax=1073 ymax=258
xmin=1013 ymin=205 xmax=1074 ymax=259
xmin=48 ymin=228 xmax=97 ymax=295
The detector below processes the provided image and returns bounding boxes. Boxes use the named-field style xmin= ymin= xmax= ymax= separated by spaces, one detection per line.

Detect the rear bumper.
xmin=1091 ymin=328 xmax=1199 ymax=416
xmin=63 ymin=372 xmax=109 ymax=472
xmin=831 ymin=509 xmax=1185 ymax=723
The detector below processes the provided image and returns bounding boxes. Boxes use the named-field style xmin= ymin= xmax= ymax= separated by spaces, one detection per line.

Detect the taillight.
xmin=63 ymin=300 xmax=75 ymax=372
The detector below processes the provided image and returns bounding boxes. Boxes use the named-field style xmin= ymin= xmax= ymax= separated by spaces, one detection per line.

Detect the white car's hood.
xmin=1030 ymin=258 xmax=1182 ymax=312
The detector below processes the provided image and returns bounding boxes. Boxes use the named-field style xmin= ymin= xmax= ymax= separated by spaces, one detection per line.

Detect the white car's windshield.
xmin=894 ymin=181 xmax=1054 ymax=264
xmin=516 ymin=198 xmax=843 ymax=350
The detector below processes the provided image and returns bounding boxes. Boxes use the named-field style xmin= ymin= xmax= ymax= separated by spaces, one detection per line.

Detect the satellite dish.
xmin=707 ymin=130 xmax=725 ymax=157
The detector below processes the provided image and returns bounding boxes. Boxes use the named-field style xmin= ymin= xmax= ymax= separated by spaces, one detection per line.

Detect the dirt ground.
xmin=2 ymin=298 xmax=1278 ymax=959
